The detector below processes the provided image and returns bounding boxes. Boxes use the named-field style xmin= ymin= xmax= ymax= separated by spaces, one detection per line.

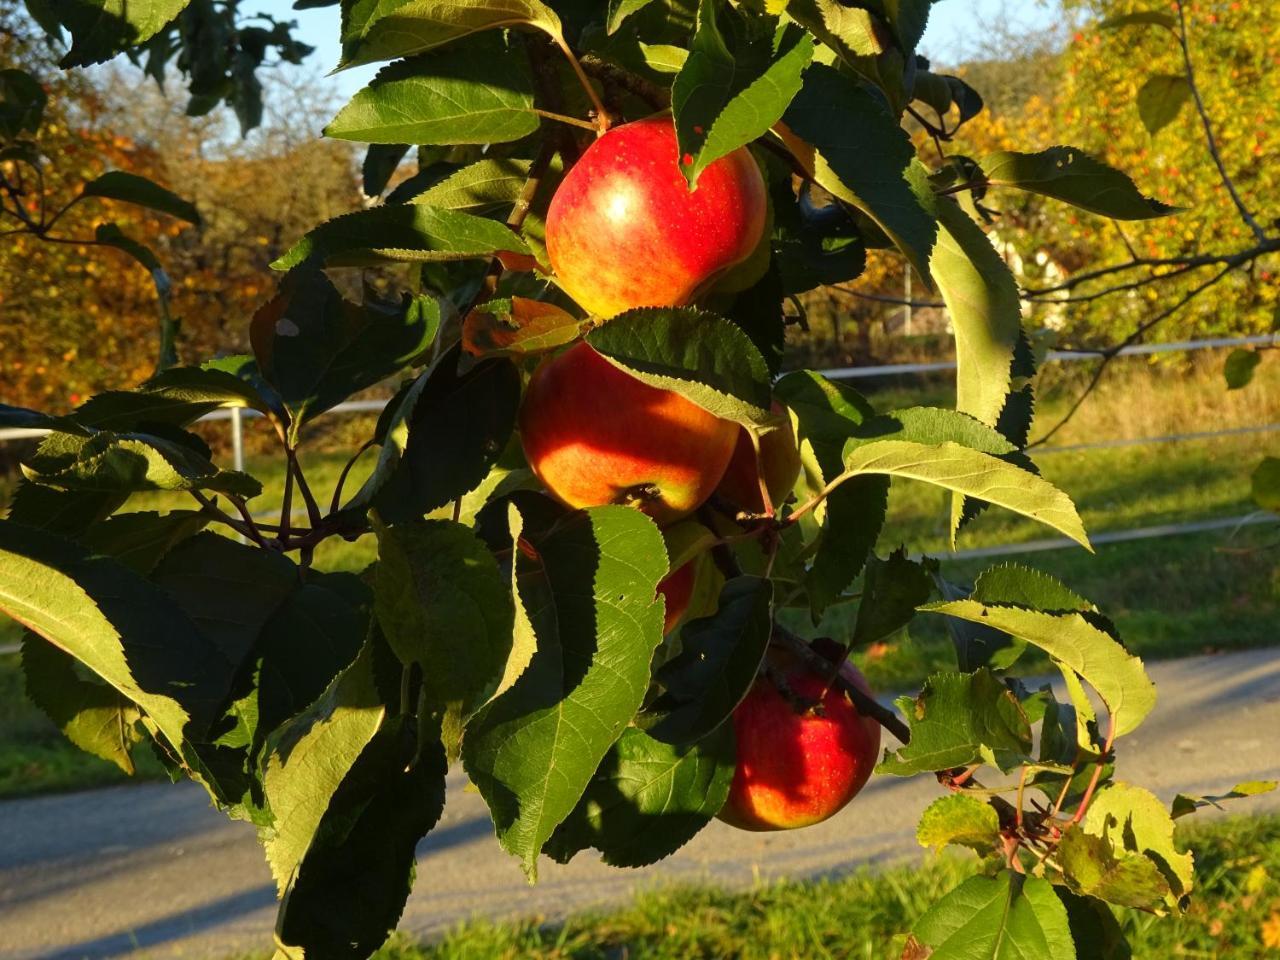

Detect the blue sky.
xmin=264 ymin=0 xmax=1058 ymax=102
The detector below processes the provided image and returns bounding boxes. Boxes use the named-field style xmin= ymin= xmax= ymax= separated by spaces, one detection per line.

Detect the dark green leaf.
xmin=22 ymin=429 xmax=260 ymax=498
xmin=82 ymin=170 xmax=200 ymax=224
xmin=79 ymin=510 xmax=210 ymax=574
xmin=1057 ymin=887 xmax=1132 ymax=960
xmin=94 ymin=223 xmax=161 ymax=272
xmin=408 ymin=157 xmax=532 ymax=212
xmin=1058 ymin=825 xmax=1172 ymax=911
xmin=272 ymin=203 xmax=529 ymax=270
xmin=362 ymin=143 xmax=410 ymax=196
xmin=672 ymin=3 xmax=812 ymax=186
xmin=0 ymin=68 xmax=46 ymax=138
xmin=851 ymin=549 xmax=931 ymax=646
xmin=782 ymin=63 xmax=936 ymax=282
xmin=981 ymin=147 xmax=1177 ymax=220
xmin=1254 ymin=457 xmax=1280 ymax=513
xmin=340 ymin=0 xmax=563 ymax=69
xmin=644 ymin=576 xmax=773 ymax=744
xmin=374 ymin=520 xmax=515 ymax=728
xmin=545 ymin=724 xmax=734 ymax=867
xmin=327 ymin=34 xmax=538 ymax=145
xmin=250 ymin=270 xmax=437 ymax=430
xmin=878 ymin=668 xmax=1032 ymax=775
xmin=0 ymin=520 xmax=232 ymax=748
xmin=608 ymin=0 xmax=657 ymax=34
xmin=50 ymin=0 xmax=190 ymax=67
xmin=140 ymin=364 xmax=275 ymax=416
xmin=462 ymin=495 xmax=667 ymax=879
xmin=881 ymin=0 xmax=934 ymax=55
xmin=1224 ymin=348 xmax=1261 ymax=390
xmin=1137 ymin=74 xmax=1191 ymax=136
xmin=355 ymin=344 xmax=521 ymax=521
xmin=586 ymin=307 xmax=773 ymax=426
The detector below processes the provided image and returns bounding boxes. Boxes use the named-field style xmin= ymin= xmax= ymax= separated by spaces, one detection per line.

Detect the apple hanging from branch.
xmin=545 ymin=116 xmax=768 ymax=318
xmin=519 ymin=342 xmax=739 ymax=523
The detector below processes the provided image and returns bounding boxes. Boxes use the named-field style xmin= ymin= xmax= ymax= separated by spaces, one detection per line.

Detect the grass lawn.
xmin=234 ymin=813 xmax=1280 ymax=959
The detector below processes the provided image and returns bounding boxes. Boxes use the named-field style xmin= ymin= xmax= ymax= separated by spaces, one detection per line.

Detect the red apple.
xmin=545 ymin=116 xmax=768 ymax=318
xmin=519 ymin=342 xmax=738 ymax=524
xmin=657 ymin=561 xmax=696 ymax=635
xmin=718 ymin=652 xmax=882 ymax=831
xmin=716 ymin=404 xmax=802 ymax=515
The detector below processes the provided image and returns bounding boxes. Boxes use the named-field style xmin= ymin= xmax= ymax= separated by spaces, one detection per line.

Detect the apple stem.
xmin=550 ymin=32 xmax=612 ymax=134
xmin=531 ymin=108 xmax=599 ymax=133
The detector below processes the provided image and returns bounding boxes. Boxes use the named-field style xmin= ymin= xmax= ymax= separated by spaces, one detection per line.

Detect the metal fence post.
xmin=230 ymin=406 xmax=244 ymax=474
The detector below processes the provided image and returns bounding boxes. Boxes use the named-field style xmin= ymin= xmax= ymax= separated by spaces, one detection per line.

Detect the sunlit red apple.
xmin=545 ymin=116 xmax=768 ymax=317
xmin=716 ymin=405 xmax=802 ymax=515
xmin=519 ymin=342 xmax=738 ymax=524
xmin=718 ymin=649 xmax=882 ymax=831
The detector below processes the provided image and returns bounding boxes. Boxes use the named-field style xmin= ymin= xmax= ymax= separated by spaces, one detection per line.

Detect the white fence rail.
xmin=0 ymin=333 xmax=1274 ymax=581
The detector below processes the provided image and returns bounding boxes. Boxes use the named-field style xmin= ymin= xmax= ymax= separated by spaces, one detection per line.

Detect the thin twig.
xmin=1174 ymin=0 xmax=1268 ymax=242
xmin=330 ymin=438 xmax=376 ymax=514
xmin=771 ymin=623 xmax=912 ymax=744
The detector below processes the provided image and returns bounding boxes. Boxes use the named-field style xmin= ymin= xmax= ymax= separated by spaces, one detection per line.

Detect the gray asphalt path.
xmin=2 ymin=648 xmax=1278 ymax=960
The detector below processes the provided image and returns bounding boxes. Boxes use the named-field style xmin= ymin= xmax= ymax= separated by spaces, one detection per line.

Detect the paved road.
xmin=2 ymin=648 xmax=1279 ymax=960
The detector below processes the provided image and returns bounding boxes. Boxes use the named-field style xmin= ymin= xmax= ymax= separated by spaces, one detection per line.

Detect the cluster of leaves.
xmin=2 ymin=1 xmax=1274 ymax=959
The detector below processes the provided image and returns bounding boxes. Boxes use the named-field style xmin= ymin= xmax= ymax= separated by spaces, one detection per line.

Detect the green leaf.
xmin=916 ymin=793 xmax=1001 ymax=855
xmin=880 ymin=0 xmax=934 ymax=54
xmin=1224 ymin=348 xmax=1261 ymax=390
xmin=150 ymin=533 xmax=299 ymax=668
xmin=782 ymin=63 xmax=936 ymax=283
xmin=672 ymin=3 xmax=813 ymax=187
xmin=1058 ymin=826 xmax=1172 ymax=911
xmin=878 ymin=668 xmax=1032 ymax=775
xmin=907 ymin=873 xmax=1076 ymax=959
xmin=81 ymin=170 xmax=200 ymax=225
xmin=140 ymin=365 xmax=274 ymax=416
xmin=644 ymin=576 xmax=774 ymax=744
xmin=72 ymin=384 xmax=248 ymax=430
xmin=833 ymin=439 xmax=1089 ymax=549
xmin=409 ymin=157 xmax=533 ymax=213
xmin=272 ymin=204 xmax=529 ymax=270
xmin=261 ymin=636 xmax=389 ymax=892
xmin=362 ymin=143 xmax=410 ymax=196
xmin=463 ymin=297 xmax=585 ymax=361
xmin=785 ymin=0 xmax=886 ymax=61
xmin=586 ymin=307 xmax=773 ymax=425
xmin=775 ymin=370 xmax=886 ymax=611
xmin=327 ymin=34 xmax=537 ymax=145
xmin=921 ymin=583 xmax=1156 ymax=739
xmin=462 ymin=496 xmax=667 ymax=879
xmin=1253 ymin=457 xmax=1280 ymax=513
xmin=1056 ymin=888 xmax=1132 ymax=960
xmin=4 ymin=480 xmax=127 ymax=537
xmin=917 ymin=184 xmax=1022 ymax=428
xmin=852 ymin=549 xmax=932 ymax=647
xmin=274 ymin=718 xmax=446 ymax=960
xmin=94 ymin=223 xmax=161 ymax=272
xmin=545 ymin=724 xmax=734 ymax=867
xmin=78 ymin=509 xmax=210 ymax=574
xmin=980 ymin=147 xmax=1177 ymax=220
xmin=22 ymin=429 xmax=260 ymax=498
xmin=1083 ymin=782 xmax=1194 ymax=910
xmin=0 ymin=69 xmax=47 ymax=138
xmin=1171 ymin=781 xmax=1277 ymax=819
xmin=250 ymin=270 xmax=437 ymax=429
xmin=1137 ymin=75 xmax=1191 ymax=136
xmin=374 ymin=520 xmax=515 ymax=732
xmin=340 ymin=0 xmax=563 ymax=69
xmin=354 ymin=345 xmax=521 ymax=521
xmin=608 ymin=0 xmax=656 ymax=34
xmin=1100 ymin=10 xmax=1176 ymax=30
xmin=49 ymin=0 xmax=190 ymax=67
xmin=0 ymin=403 xmax=83 ymax=434
xmin=0 ymin=520 xmax=231 ymax=750
xmin=22 ymin=632 xmax=144 ymax=774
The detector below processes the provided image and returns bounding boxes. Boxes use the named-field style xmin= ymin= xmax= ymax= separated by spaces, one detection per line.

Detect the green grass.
xmin=239 ymin=814 xmax=1280 ymax=959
